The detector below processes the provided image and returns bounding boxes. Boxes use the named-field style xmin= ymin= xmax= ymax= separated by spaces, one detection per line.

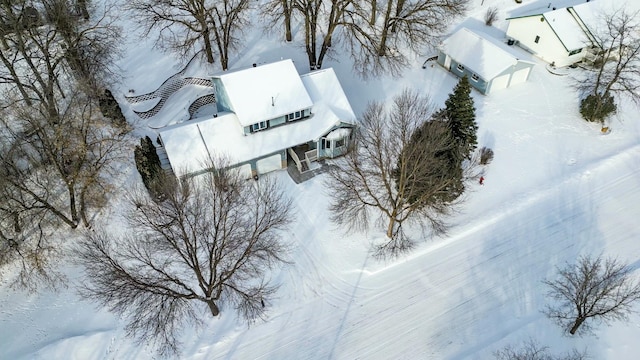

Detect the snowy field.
xmin=2 ymin=0 xmax=640 ymax=359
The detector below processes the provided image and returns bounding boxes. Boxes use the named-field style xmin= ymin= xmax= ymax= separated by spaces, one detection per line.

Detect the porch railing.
xmin=288 ymin=148 xmax=303 ymax=173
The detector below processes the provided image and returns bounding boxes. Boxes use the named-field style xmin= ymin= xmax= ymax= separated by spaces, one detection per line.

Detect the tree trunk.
xmin=369 ymin=0 xmax=377 ymax=25
xmin=569 ymin=317 xmax=585 ymax=335
xmin=203 ymin=28 xmax=215 ymax=64
xmin=378 ymin=0 xmax=395 ymax=56
xmin=391 ymin=0 xmax=405 ymax=33
xmin=207 ymin=299 xmax=220 ymax=316
xmin=283 ymin=2 xmax=292 ymax=42
xmin=386 ymin=217 xmax=396 ymax=238
xmin=67 ymin=182 xmax=80 ymax=227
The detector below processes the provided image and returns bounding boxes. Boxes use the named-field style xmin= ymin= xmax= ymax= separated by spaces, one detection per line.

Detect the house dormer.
xmin=211 ymin=60 xmax=313 ymax=135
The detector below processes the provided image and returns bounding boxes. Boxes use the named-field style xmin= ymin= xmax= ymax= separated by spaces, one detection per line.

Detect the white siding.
xmin=507 ymin=16 xmax=574 ymax=67
xmin=256 ymin=154 xmax=283 ymax=174
xmin=489 ymin=74 xmax=510 ymax=94
xmin=510 ymin=67 xmax=531 ymax=86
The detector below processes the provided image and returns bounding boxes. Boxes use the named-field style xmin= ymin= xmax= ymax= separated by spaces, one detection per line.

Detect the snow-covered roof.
xmin=507 ymin=0 xmax=640 ymax=51
xmin=543 ymin=6 xmax=590 ymax=51
xmin=441 ymin=28 xmax=533 ymax=80
xmin=159 ymin=67 xmax=356 ymax=177
xmin=213 ymin=59 xmax=313 ymax=127
xmin=300 ymin=67 xmax=357 ymax=128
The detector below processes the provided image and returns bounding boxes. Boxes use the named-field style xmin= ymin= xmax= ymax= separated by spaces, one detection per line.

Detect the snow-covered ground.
xmin=2 ymin=0 xmax=640 ymax=359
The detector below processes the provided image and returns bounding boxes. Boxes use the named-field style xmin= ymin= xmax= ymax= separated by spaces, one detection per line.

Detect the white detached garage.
xmin=437 ymin=27 xmax=536 ymax=95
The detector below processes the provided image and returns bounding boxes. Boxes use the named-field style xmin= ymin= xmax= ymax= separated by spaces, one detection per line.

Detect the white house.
xmin=158 ymin=59 xmax=357 ymax=179
xmin=437 ymin=27 xmax=535 ymax=94
xmin=505 ymin=0 xmax=639 ymax=67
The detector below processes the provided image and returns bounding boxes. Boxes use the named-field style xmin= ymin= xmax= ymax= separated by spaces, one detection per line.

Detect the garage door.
xmin=234 ymin=163 xmax=253 ymax=179
xmin=256 ymin=154 xmax=283 ymax=175
xmin=489 ymin=74 xmax=510 ymax=94
xmin=510 ymin=67 xmax=531 ymax=86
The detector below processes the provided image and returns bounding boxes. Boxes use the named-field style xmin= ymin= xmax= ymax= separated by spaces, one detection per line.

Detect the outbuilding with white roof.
xmin=505 ymin=0 xmax=640 ymax=67
xmin=437 ymin=27 xmax=535 ymax=94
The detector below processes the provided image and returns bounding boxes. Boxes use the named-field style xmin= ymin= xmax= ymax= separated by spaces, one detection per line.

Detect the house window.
xmin=569 ymin=48 xmax=582 ymax=56
xmin=471 ymin=74 xmax=479 ymax=82
xmin=251 ymin=121 xmax=267 ymax=132
xmin=534 ymin=35 xmax=540 ymax=44
xmin=321 ymin=138 xmax=331 ymax=149
xmin=286 ymin=111 xmax=304 ymax=122
xmin=456 ymin=64 xmax=465 ymax=71
xmin=336 ymin=138 xmax=345 ymax=148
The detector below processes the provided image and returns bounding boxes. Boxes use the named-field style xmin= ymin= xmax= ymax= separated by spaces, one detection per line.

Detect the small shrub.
xmin=480 ymin=147 xmax=494 ymax=165
xmin=580 ymin=93 xmax=616 ymax=123
xmin=484 ymin=7 xmax=499 ymax=26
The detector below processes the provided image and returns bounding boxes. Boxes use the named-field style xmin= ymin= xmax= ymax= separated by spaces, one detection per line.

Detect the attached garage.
xmin=510 ymin=67 xmax=531 ymax=86
xmin=489 ymin=74 xmax=510 ymax=93
xmin=438 ymin=27 xmax=536 ymax=95
xmin=235 ymin=163 xmax=253 ymax=179
xmin=256 ymin=153 xmax=283 ymax=174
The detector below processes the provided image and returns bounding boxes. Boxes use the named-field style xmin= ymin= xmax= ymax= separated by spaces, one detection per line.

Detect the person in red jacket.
xmin=479 ymin=176 xmax=485 ymax=185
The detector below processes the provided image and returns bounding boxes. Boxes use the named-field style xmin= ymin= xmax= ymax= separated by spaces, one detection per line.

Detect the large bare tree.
xmin=326 ymin=89 xmax=461 ymax=257
xmin=354 ymin=0 xmax=468 ymax=76
xmin=129 ymin=0 xmax=251 ymax=69
xmin=576 ymin=8 xmax=640 ymax=124
xmin=543 ymin=254 xmax=640 ymax=335
xmin=0 ymin=0 xmax=126 ymax=288
xmin=263 ymin=0 xmax=466 ymax=75
xmin=76 ymin=163 xmax=294 ymax=355
xmin=494 ymin=339 xmax=587 ymax=360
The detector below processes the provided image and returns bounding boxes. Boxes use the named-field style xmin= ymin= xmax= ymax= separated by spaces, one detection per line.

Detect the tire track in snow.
xmin=199 ymin=145 xmax=640 ymax=360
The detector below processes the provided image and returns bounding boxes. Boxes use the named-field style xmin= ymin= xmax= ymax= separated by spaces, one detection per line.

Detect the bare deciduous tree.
xmin=0 ymin=0 xmax=126 ymax=288
xmin=326 ymin=89 xmax=460 ymax=257
xmin=576 ymin=8 xmax=640 ymax=123
xmin=129 ymin=0 xmax=251 ymax=69
xmin=76 ymin=163 xmax=294 ymax=355
xmin=484 ymin=6 xmax=498 ymax=26
xmin=349 ymin=0 xmax=467 ymax=77
xmin=543 ymin=254 xmax=640 ymax=335
xmin=494 ymin=339 xmax=587 ymax=360
xmin=263 ymin=0 xmax=295 ymax=42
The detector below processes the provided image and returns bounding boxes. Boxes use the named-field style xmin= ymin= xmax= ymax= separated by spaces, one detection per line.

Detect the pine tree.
xmin=443 ymin=76 xmax=477 ymax=159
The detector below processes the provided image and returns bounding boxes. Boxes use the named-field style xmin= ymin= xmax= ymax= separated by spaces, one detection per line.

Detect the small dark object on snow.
xmin=479 ymin=176 xmax=484 ymax=185
xmin=261 ymin=299 xmax=265 ymax=308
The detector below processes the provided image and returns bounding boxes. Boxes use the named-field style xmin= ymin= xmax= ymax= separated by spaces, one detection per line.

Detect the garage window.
xmin=471 ymin=74 xmax=479 ymax=82
xmin=457 ymin=64 xmax=465 ymax=71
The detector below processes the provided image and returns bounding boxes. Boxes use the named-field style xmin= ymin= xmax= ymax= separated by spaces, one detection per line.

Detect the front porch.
xmin=286 ymin=143 xmax=334 ymax=184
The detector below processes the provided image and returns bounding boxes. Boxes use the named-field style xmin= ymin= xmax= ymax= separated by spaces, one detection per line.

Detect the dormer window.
xmin=286 ymin=110 xmax=303 ymax=122
xmin=250 ymin=121 xmax=268 ymax=132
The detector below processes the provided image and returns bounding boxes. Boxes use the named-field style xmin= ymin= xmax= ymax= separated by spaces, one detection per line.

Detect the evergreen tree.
xmin=99 ymin=89 xmax=127 ymax=128
xmin=442 ymin=76 xmax=477 ymax=159
xmin=134 ymin=136 xmax=165 ymax=199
